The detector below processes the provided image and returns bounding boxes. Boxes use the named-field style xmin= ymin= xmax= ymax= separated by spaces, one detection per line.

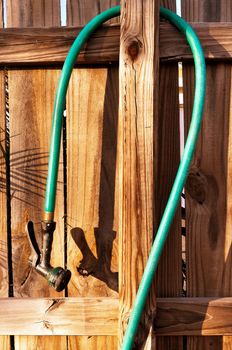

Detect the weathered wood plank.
xmin=7 ymin=1 xmax=66 ymax=349
xmin=7 ymin=0 xmax=60 ymax=27
xmin=66 ymin=2 xmax=119 ymax=349
xmin=8 ymin=67 xmax=67 ymax=350
xmin=118 ymin=0 xmax=159 ymax=348
xmin=0 ymin=1 xmax=10 ymax=348
xmin=9 ymin=69 xmax=65 ymax=297
xmin=0 ymin=297 xmax=118 ymax=335
xmin=14 ymin=337 xmax=67 ymax=350
xmin=182 ymin=1 xmax=232 ymax=349
xmin=156 ymin=298 xmax=232 ymax=336
xmin=160 ymin=22 xmax=232 ymax=61
xmin=155 ymin=1 xmax=182 ymax=348
xmin=67 ymin=0 xmax=120 ymax=25
xmin=66 ymin=62 xmax=119 ymax=350
xmin=67 ymin=337 xmax=117 ymax=349
xmin=66 ymin=68 xmax=118 ymax=297
xmin=0 ymin=25 xmax=119 ymax=65
xmin=2 ymin=296 xmax=232 ymax=337
xmin=0 ymin=22 xmax=230 ymax=65
xmin=0 ymin=69 xmax=10 ymax=350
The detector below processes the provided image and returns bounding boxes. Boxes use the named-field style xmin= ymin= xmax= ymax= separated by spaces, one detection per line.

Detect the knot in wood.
xmin=186 ymin=171 xmax=206 ymax=205
xmin=127 ymin=38 xmax=142 ymax=61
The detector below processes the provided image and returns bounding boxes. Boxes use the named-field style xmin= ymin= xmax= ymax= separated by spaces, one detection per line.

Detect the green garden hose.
xmin=43 ymin=5 xmax=206 ymax=349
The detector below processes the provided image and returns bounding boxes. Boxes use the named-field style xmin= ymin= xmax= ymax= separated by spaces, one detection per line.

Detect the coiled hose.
xmin=44 ymin=5 xmax=206 ymax=349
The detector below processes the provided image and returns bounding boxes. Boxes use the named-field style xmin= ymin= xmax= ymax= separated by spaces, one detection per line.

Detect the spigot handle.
xmin=26 ymin=221 xmax=40 ymax=267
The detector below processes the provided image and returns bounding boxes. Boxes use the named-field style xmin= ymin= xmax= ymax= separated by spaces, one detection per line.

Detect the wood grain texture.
xmin=0 ymin=70 xmax=10 ymax=350
xmin=0 ymin=72 xmax=7 ymax=303
xmin=0 ymin=70 xmax=7 ymax=299
xmin=118 ymin=0 xmax=159 ymax=347
xmin=66 ymin=66 xmax=118 ymax=349
xmin=0 ymin=297 xmax=118 ymax=335
xmin=66 ymin=2 xmax=119 ymax=349
xmin=67 ymin=0 xmax=120 ymax=26
xmin=0 ymin=25 xmax=120 ymax=66
xmin=0 ymin=23 xmax=230 ymax=66
xmin=14 ymin=336 xmax=67 ymax=350
xmin=155 ymin=0 xmax=182 ymax=348
xmin=160 ymin=22 xmax=232 ymax=62
xmin=3 ymin=296 xmax=232 ymax=337
xmin=0 ymin=2 xmax=10 ymax=348
xmin=7 ymin=1 xmax=66 ymax=349
xmin=66 ymin=68 xmax=118 ymax=297
xmin=7 ymin=0 xmax=60 ymax=27
xmin=9 ymin=69 xmax=65 ymax=297
xmin=156 ymin=298 xmax=232 ymax=336
xmin=68 ymin=336 xmax=117 ymax=350
xmin=182 ymin=1 xmax=232 ymax=349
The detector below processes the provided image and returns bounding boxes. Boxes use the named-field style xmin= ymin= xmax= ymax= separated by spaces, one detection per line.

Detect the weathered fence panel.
xmin=0 ymin=0 xmax=231 ymax=349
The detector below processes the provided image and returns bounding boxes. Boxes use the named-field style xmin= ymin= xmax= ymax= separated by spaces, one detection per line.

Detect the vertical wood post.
xmin=118 ymin=0 xmax=159 ymax=347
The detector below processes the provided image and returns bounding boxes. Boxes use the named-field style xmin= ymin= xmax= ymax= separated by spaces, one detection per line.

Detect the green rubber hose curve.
xmin=122 ymin=7 xmax=206 ymax=349
xmin=44 ymin=5 xmax=121 ymax=213
xmin=44 ymin=5 xmax=206 ymax=349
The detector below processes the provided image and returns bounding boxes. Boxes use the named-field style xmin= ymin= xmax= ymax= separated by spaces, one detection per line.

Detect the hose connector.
xmin=26 ymin=220 xmax=71 ymax=292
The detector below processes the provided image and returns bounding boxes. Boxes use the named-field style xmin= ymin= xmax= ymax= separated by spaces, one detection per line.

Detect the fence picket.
xmin=6 ymin=1 xmax=66 ymax=349
xmin=182 ymin=1 xmax=232 ymax=349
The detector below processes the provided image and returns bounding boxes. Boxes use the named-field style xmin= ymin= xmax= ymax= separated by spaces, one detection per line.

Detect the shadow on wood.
xmin=70 ymin=67 xmax=119 ymax=293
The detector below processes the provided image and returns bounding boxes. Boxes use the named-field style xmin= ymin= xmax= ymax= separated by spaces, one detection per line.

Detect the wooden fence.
xmin=0 ymin=0 xmax=232 ymax=349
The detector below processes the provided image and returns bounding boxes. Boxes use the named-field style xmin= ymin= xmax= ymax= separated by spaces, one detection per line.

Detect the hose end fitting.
xmin=26 ymin=220 xmax=71 ymax=292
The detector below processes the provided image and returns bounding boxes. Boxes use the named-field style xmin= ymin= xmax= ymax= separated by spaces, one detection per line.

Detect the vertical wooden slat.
xmin=66 ymin=1 xmax=119 ymax=349
xmin=154 ymin=0 xmax=182 ymax=350
xmin=118 ymin=0 xmax=159 ymax=348
xmin=182 ymin=1 xmax=232 ymax=349
xmin=6 ymin=1 xmax=67 ymax=349
xmin=67 ymin=0 xmax=120 ymax=25
xmin=0 ymin=0 xmax=10 ymax=348
xmin=0 ymin=71 xmax=9 ymax=350
xmin=156 ymin=1 xmax=182 ymax=348
xmin=156 ymin=1 xmax=183 ymax=349
xmin=0 ymin=74 xmax=10 ymax=350
xmin=7 ymin=0 xmax=60 ymax=27
xmin=66 ymin=68 xmax=118 ymax=298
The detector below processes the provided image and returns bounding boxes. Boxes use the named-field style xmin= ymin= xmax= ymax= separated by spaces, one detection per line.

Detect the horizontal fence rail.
xmin=1 ymin=297 xmax=232 ymax=336
xmin=0 ymin=22 xmax=230 ymax=65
